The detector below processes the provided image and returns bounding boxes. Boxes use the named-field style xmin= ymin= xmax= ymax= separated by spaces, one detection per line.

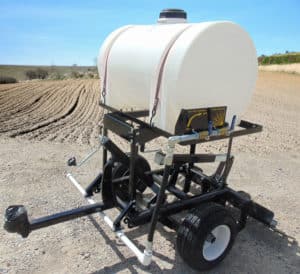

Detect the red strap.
xmin=150 ymin=25 xmax=192 ymax=124
xmin=101 ymin=26 xmax=133 ymax=104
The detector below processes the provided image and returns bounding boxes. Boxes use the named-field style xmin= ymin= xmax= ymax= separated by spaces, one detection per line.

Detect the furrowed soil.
xmin=0 ymin=72 xmax=299 ymax=274
xmin=0 ymin=79 xmax=102 ymax=145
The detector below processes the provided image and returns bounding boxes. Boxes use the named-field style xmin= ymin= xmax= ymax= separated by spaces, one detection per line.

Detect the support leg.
xmin=147 ymin=165 xmax=171 ymax=242
xmin=183 ymin=144 xmax=196 ymax=193
xmin=129 ymin=131 xmax=138 ymax=201
xmin=102 ymin=127 xmax=108 ymax=168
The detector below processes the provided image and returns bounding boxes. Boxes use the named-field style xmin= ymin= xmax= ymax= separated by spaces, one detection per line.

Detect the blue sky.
xmin=1 ymin=0 xmax=299 ymax=66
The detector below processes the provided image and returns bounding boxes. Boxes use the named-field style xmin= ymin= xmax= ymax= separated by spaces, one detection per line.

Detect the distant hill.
xmin=258 ymin=52 xmax=300 ymax=65
xmin=0 ymin=65 xmax=97 ymax=81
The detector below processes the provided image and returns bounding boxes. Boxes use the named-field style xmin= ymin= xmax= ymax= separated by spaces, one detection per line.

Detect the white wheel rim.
xmin=202 ymin=225 xmax=231 ymax=261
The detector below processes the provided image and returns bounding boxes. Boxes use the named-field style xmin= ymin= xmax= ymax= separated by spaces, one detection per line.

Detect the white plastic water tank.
xmin=98 ymin=9 xmax=257 ymax=134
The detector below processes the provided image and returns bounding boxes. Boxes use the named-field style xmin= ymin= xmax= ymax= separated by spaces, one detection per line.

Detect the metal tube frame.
xmin=98 ymin=107 xmax=273 ymax=252
xmin=4 ymin=105 xmax=275 ymax=268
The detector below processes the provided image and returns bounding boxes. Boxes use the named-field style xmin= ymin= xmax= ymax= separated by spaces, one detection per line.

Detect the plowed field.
xmin=0 ymin=79 xmax=102 ymax=145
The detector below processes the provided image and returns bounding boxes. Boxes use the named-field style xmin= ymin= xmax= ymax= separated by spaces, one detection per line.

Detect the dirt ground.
xmin=0 ymin=71 xmax=299 ymax=273
xmin=259 ymin=63 xmax=300 ymax=74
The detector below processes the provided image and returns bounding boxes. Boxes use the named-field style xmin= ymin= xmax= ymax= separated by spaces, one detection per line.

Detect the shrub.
xmin=25 ymin=68 xmax=48 ymax=80
xmin=87 ymin=72 xmax=94 ymax=78
xmin=259 ymin=53 xmax=300 ymax=65
xmin=71 ymin=71 xmax=84 ymax=78
xmin=49 ymin=72 xmax=64 ymax=80
xmin=71 ymin=71 xmax=80 ymax=78
xmin=0 ymin=76 xmax=17 ymax=84
xmin=25 ymin=70 xmax=37 ymax=80
xmin=36 ymin=68 xmax=48 ymax=79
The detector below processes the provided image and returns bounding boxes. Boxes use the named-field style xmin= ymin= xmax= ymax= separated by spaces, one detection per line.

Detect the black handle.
xmin=4 ymin=205 xmax=31 ymax=238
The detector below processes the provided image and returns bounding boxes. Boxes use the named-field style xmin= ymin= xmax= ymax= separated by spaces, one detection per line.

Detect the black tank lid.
xmin=159 ymin=9 xmax=187 ymax=19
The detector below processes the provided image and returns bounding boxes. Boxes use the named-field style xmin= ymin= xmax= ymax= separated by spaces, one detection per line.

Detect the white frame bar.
xmin=66 ymin=173 xmax=153 ymax=266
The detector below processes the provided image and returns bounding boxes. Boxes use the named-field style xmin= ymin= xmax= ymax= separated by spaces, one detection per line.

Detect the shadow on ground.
xmin=87 ymin=214 xmax=299 ymax=274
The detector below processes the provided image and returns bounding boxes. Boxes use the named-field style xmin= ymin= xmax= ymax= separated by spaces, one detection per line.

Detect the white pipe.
xmin=66 ymin=173 xmax=152 ymax=265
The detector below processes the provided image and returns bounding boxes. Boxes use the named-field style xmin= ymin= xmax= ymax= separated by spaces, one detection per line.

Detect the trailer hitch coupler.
xmin=4 ymin=205 xmax=31 ymax=238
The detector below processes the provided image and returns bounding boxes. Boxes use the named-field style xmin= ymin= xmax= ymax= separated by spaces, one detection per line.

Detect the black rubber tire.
xmin=177 ymin=203 xmax=237 ymax=271
xmin=112 ymin=155 xmax=151 ymax=202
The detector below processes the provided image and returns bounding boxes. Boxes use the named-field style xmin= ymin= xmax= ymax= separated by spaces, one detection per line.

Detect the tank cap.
xmin=158 ymin=9 xmax=187 ymax=24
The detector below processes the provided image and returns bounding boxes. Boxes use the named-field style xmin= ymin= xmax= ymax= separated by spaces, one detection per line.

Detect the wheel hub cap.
xmin=202 ymin=225 xmax=231 ymax=261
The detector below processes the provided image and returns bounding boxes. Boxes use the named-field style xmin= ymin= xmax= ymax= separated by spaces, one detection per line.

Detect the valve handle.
xmin=67 ymin=157 xmax=77 ymax=166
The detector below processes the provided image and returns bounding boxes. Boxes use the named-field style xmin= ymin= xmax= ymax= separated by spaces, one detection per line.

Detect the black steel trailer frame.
xmin=4 ymin=104 xmax=276 ymax=270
